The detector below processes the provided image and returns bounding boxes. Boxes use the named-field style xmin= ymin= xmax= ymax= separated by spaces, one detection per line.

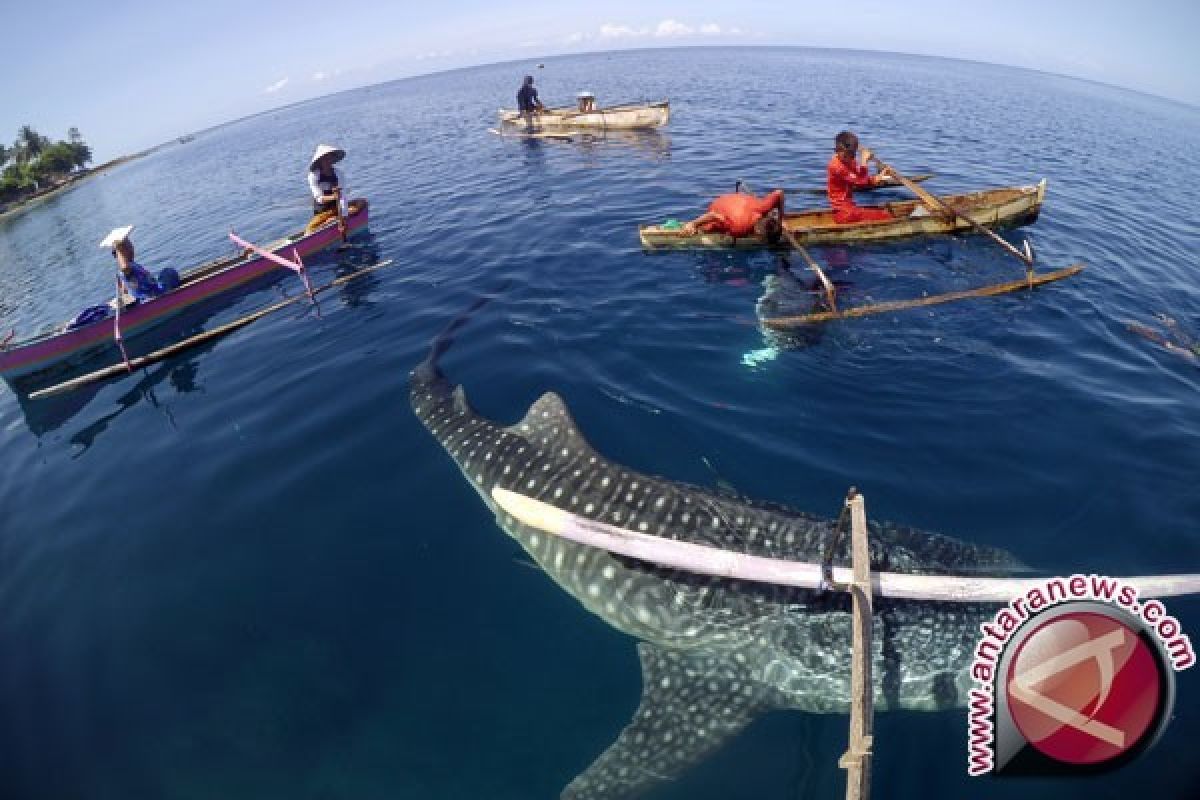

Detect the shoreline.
xmin=0 ymin=153 xmax=143 ymax=225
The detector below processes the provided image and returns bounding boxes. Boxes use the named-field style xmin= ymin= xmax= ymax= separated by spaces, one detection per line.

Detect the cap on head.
xmin=309 ymin=144 xmax=346 ymax=171
xmin=99 ymin=225 xmax=134 ymax=249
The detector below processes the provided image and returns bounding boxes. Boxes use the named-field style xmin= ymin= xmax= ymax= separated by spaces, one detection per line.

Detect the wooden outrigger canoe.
xmin=0 ymin=200 xmax=369 ymax=384
xmin=497 ymin=100 xmax=670 ymax=130
xmin=640 ymin=179 xmax=1046 ymax=250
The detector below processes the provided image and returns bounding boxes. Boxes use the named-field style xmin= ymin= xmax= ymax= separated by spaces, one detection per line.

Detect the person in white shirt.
xmin=307 ymin=144 xmax=347 ymax=232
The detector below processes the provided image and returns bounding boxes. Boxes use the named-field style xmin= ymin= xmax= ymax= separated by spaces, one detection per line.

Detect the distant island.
xmin=0 ymin=126 xmax=114 ymax=221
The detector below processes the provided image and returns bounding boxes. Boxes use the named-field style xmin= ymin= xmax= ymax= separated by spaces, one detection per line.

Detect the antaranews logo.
xmin=967 ymin=574 xmax=1194 ymax=776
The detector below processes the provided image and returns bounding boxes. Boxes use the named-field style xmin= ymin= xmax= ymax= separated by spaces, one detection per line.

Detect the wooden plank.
xmin=762 ymin=264 xmax=1083 ymax=329
xmin=839 ymin=493 xmax=874 ymax=800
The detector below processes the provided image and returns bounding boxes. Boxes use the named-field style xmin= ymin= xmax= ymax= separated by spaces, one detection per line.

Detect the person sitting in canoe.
xmin=576 ymin=91 xmax=596 ymax=112
xmin=681 ymin=188 xmax=786 ymax=243
xmin=517 ymin=75 xmax=544 ymax=129
xmin=102 ymin=226 xmax=168 ymax=303
xmin=307 ymin=144 xmax=347 ymax=233
xmin=827 ymin=131 xmax=896 ymax=224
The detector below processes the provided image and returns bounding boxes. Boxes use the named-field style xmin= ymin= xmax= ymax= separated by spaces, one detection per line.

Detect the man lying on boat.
xmin=307 ymin=144 xmax=348 ymax=233
xmin=681 ymin=188 xmax=786 ymax=243
xmin=827 ymin=131 xmax=899 ymax=224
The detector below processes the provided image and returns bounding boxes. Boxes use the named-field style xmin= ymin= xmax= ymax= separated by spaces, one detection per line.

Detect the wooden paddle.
xmin=865 ymin=149 xmax=1035 ymax=272
xmin=735 ymin=179 xmax=838 ymax=311
xmin=782 ymin=228 xmax=838 ymax=312
xmin=784 ymin=173 xmax=934 ymax=196
xmin=334 ymin=188 xmax=347 ymax=242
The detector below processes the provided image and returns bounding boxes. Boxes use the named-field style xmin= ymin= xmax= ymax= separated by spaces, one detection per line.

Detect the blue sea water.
xmin=2 ymin=47 xmax=1199 ymax=799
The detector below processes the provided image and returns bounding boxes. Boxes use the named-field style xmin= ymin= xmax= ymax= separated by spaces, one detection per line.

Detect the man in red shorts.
xmin=827 ymin=131 xmax=896 ymax=224
xmin=681 ymin=188 xmax=786 ymax=243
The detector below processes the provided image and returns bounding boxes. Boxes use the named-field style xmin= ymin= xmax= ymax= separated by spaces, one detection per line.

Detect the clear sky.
xmin=4 ymin=0 xmax=1197 ymax=162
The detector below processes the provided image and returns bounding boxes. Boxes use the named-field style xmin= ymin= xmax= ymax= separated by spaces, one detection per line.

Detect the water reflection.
xmin=6 ymin=229 xmax=387 ymax=440
xmin=505 ymin=127 xmax=671 ymax=161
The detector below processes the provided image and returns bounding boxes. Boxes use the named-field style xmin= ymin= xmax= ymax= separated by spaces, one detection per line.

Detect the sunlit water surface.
xmin=1 ymin=48 xmax=1199 ymax=799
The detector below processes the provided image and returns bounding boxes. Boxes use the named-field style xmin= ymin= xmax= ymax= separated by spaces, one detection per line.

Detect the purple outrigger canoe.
xmin=0 ymin=200 xmax=369 ymax=383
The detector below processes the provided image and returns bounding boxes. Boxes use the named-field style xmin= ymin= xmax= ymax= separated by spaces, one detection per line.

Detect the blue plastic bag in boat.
xmin=157 ymin=268 xmax=181 ymax=291
xmin=67 ymin=304 xmax=113 ymax=330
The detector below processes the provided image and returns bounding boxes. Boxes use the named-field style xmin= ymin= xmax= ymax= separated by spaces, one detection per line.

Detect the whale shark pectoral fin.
xmin=507 ymin=391 xmax=601 ymax=458
xmin=561 ymin=643 xmax=771 ymax=800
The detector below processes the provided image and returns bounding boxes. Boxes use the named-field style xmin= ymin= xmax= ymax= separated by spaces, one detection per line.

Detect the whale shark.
xmin=409 ymin=342 xmax=1023 ymax=798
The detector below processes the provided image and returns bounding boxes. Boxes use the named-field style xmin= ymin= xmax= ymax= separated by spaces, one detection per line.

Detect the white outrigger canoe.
xmin=497 ymin=100 xmax=670 ymax=130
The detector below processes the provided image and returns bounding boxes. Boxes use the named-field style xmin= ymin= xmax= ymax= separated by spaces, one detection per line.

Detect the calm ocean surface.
xmin=2 ymin=48 xmax=1199 ymax=799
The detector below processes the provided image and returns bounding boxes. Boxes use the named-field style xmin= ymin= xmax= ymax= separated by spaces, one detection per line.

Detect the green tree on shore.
xmin=14 ymin=126 xmax=51 ymax=164
xmin=0 ymin=126 xmax=94 ymax=205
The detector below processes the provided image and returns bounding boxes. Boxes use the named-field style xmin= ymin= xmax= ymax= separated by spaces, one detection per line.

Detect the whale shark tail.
xmin=413 ymin=283 xmax=510 ymax=388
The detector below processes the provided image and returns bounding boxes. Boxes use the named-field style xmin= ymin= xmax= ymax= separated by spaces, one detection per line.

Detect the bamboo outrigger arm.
xmin=762 ymin=264 xmax=1084 ymax=329
xmin=868 ymin=151 xmax=1036 ymax=275
xmin=28 ymin=260 xmax=394 ymax=400
xmin=490 ymin=487 xmax=1200 ymax=602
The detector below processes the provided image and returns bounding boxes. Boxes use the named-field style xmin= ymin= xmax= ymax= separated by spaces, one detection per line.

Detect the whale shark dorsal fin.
xmin=451 ymin=385 xmax=473 ymax=414
xmin=507 ymin=391 xmax=600 ymax=459
xmin=563 ymin=643 xmax=773 ymax=798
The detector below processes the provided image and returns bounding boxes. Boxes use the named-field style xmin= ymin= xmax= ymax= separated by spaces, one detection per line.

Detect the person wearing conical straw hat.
xmin=100 ymin=225 xmax=166 ymax=302
xmin=307 ymin=144 xmax=347 ymax=233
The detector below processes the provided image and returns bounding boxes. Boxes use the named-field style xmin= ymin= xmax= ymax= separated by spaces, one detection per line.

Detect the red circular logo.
xmin=1005 ymin=611 xmax=1164 ymax=765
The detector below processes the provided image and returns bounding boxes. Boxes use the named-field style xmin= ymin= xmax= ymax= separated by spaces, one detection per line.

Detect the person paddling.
xmin=517 ymin=75 xmax=545 ymax=130
xmin=307 ymin=144 xmax=347 ymax=233
xmin=827 ymin=131 xmax=895 ymax=224
xmin=681 ymin=188 xmax=786 ymax=243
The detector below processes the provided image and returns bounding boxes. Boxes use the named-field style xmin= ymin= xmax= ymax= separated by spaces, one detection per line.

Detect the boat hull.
xmin=639 ymin=180 xmax=1046 ymax=250
xmin=0 ymin=203 xmax=369 ymax=382
xmin=497 ymin=101 xmax=670 ymax=130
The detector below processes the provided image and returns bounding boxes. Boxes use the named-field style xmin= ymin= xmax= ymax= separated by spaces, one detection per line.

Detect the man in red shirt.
xmin=682 ymin=188 xmax=786 ymax=242
xmin=827 ymin=131 xmax=895 ymax=224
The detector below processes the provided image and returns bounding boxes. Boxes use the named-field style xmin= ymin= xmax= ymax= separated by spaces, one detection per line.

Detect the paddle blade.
xmin=1023 ymin=239 xmax=1036 ymax=264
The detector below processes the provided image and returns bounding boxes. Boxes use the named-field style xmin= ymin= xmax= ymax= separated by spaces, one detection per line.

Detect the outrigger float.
xmin=0 ymin=200 xmax=369 ymax=385
xmin=497 ymin=100 xmax=670 ymax=130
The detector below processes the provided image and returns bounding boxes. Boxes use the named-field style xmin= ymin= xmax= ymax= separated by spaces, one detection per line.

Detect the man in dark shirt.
xmin=516 ymin=75 xmax=544 ymax=129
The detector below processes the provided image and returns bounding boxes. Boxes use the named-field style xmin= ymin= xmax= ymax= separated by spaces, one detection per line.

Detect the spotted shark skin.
xmin=410 ymin=356 xmax=1021 ymax=799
